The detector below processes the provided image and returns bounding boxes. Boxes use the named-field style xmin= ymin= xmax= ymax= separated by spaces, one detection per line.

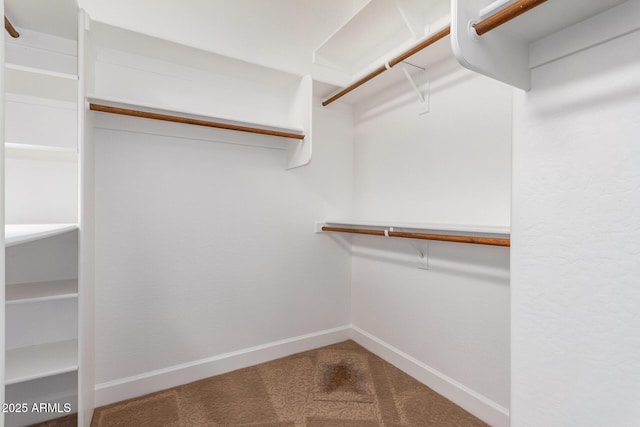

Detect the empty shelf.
xmin=5 ymin=143 xmax=78 ymax=161
xmin=5 ymin=63 xmax=78 ymax=102
xmin=6 ymin=340 xmax=78 ymax=385
xmin=6 ymin=279 xmax=78 ymax=304
xmin=5 ymin=224 xmax=78 ymax=247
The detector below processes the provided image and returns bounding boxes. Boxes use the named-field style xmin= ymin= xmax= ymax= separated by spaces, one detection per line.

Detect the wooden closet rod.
xmin=4 ymin=16 xmax=19 ymax=38
xmin=473 ymin=0 xmax=547 ymax=36
xmin=322 ymin=226 xmax=511 ymax=247
xmin=322 ymin=0 xmax=547 ymax=106
xmin=89 ymin=104 xmax=306 ymax=140
xmin=321 ymin=26 xmax=450 ymax=107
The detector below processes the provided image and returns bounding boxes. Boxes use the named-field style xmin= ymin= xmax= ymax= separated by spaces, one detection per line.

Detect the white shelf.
xmin=6 ymin=279 xmax=78 ymax=304
xmin=6 ymin=340 xmax=78 ymax=385
xmin=5 ymin=224 xmax=78 ymax=247
xmin=314 ymin=0 xmax=452 ymax=78
xmin=86 ymin=94 xmax=305 ymax=138
xmin=495 ymin=0 xmax=630 ymax=43
xmin=5 ymin=142 xmax=78 ymax=161
xmin=314 ymin=0 xmax=416 ymax=75
xmin=321 ymin=219 xmax=510 ymax=236
xmin=5 ymin=63 xmax=77 ymax=102
xmin=451 ymin=0 xmax=633 ymax=90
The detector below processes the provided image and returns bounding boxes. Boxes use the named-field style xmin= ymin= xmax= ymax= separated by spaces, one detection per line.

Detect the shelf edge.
xmin=5 ymin=224 xmax=78 ymax=247
xmin=5 ymin=340 xmax=79 ymax=385
xmin=5 ymin=63 xmax=78 ymax=81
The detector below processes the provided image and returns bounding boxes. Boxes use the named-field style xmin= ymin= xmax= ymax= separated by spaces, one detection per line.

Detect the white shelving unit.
xmin=3 ymin=0 xmax=83 ymax=425
xmin=4 ymin=229 xmax=80 ymax=426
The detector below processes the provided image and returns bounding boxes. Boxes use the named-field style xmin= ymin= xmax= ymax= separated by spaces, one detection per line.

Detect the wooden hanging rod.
xmin=321 ymin=27 xmax=450 ymax=107
xmin=4 ymin=16 xmax=19 ymax=38
xmin=473 ymin=0 xmax=547 ymax=36
xmin=322 ymin=0 xmax=547 ymax=106
xmin=322 ymin=226 xmax=510 ymax=247
xmin=89 ymin=104 xmax=306 ymax=140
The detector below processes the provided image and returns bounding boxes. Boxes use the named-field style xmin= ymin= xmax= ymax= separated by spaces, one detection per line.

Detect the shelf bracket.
xmin=401 ymin=63 xmax=429 ymax=115
xmin=410 ymin=240 xmax=430 ymax=270
xmin=389 ymin=227 xmax=430 ymax=270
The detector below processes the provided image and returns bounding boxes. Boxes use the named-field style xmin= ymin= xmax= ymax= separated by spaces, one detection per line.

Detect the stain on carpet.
xmin=312 ymin=350 xmax=375 ymax=403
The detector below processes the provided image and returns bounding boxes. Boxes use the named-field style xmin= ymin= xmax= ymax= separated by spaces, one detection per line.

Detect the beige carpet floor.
xmin=38 ymin=340 xmax=488 ymax=426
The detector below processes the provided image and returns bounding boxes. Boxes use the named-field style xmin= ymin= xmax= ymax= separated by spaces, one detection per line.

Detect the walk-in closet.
xmin=2 ymin=0 xmax=639 ymax=426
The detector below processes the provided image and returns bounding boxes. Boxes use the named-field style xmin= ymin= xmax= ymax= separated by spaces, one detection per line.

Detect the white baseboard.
xmin=350 ymin=325 xmax=510 ymax=427
xmin=95 ymin=324 xmax=509 ymax=427
xmin=94 ymin=325 xmax=351 ymax=407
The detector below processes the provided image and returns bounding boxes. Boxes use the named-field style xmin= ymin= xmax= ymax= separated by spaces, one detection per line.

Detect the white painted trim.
xmin=350 ymin=325 xmax=510 ymax=427
xmin=94 ymin=325 xmax=351 ymax=407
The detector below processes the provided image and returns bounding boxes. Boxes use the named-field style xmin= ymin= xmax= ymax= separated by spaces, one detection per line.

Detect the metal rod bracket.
xmin=401 ymin=64 xmax=429 ymax=115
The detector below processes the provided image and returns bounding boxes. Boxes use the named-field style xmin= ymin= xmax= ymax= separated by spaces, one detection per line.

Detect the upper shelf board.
xmin=451 ymin=0 xmax=632 ymax=90
xmin=314 ymin=0 xmax=450 ymax=76
xmin=5 ymin=224 xmax=78 ymax=247
xmin=492 ymin=0 xmax=630 ymax=43
xmin=315 ymin=0 xmax=417 ymax=75
xmin=89 ymin=20 xmax=301 ymax=90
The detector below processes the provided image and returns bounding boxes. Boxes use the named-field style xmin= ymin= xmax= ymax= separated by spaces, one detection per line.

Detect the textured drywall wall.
xmin=511 ymin=25 xmax=640 ymax=427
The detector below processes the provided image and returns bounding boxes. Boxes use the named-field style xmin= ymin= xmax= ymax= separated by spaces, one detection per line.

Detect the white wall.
xmin=353 ymin=56 xmax=512 ymax=226
xmin=92 ymin=99 xmax=354 ymax=397
xmin=512 ymin=23 xmax=640 ymax=427
xmin=349 ymin=56 xmax=512 ymax=426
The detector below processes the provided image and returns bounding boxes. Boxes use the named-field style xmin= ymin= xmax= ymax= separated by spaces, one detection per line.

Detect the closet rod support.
xmin=5 ymin=16 xmax=19 ymax=38
xmin=401 ymin=65 xmax=429 ymax=115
